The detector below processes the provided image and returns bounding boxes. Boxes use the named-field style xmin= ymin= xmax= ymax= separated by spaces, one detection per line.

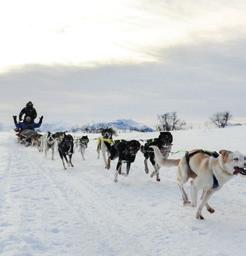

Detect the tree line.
xmin=157 ymin=111 xmax=233 ymax=131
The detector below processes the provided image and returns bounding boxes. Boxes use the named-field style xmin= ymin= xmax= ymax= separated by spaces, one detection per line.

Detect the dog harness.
xmin=185 ymin=150 xmax=220 ymax=189
xmin=97 ymin=137 xmax=113 ymax=145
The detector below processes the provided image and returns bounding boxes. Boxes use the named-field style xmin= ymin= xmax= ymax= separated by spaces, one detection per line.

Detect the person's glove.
xmin=40 ymin=116 xmax=43 ymax=121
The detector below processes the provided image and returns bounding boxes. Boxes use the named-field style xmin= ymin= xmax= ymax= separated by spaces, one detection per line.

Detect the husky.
xmin=58 ymin=134 xmax=74 ymax=170
xmin=151 ymin=146 xmax=246 ymax=219
xmin=105 ymin=140 xmax=141 ymax=183
xmin=141 ymin=131 xmax=173 ymax=182
xmin=44 ymin=132 xmax=56 ymax=160
xmin=78 ymin=136 xmax=89 ymax=160
xmin=97 ymin=128 xmax=116 ymax=168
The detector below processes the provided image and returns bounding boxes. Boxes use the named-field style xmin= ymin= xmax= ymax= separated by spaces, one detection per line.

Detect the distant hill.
xmin=78 ymin=119 xmax=155 ymax=133
xmin=39 ymin=119 xmax=154 ymax=133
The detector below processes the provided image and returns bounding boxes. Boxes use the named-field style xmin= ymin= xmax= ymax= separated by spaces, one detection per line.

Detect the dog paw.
xmin=145 ymin=169 xmax=149 ymax=174
xmin=150 ymin=172 xmax=155 ymax=178
xmin=183 ymin=201 xmax=191 ymax=206
xmin=114 ymin=179 xmax=118 ymax=183
xmin=207 ymin=207 xmax=215 ymax=214
xmin=196 ymin=214 xmax=205 ymax=220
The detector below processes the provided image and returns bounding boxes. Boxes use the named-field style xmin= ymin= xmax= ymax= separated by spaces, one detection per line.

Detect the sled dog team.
xmin=18 ymin=129 xmax=246 ymax=220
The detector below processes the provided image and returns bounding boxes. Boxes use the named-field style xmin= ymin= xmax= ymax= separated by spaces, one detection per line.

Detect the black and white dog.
xmin=97 ymin=128 xmax=116 ymax=168
xmin=105 ymin=140 xmax=141 ymax=182
xmin=44 ymin=132 xmax=56 ymax=160
xmin=141 ymin=132 xmax=173 ymax=182
xmin=58 ymin=134 xmax=74 ymax=170
xmin=78 ymin=135 xmax=89 ymax=160
xmin=53 ymin=131 xmax=66 ymax=143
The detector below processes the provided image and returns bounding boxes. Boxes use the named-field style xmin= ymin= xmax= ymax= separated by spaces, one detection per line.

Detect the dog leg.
xmin=61 ymin=158 xmax=67 ymax=170
xmin=81 ymin=148 xmax=85 ymax=160
xmin=190 ymin=180 xmax=198 ymax=207
xmin=155 ymin=164 xmax=161 ymax=182
xmin=118 ymin=162 xmax=122 ymax=175
xmin=114 ymin=161 xmax=122 ymax=182
xmin=205 ymin=190 xmax=216 ymax=213
xmin=101 ymin=142 xmax=108 ymax=169
xmin=58 ymin=149 xmax=67 ymax=170
xmin=63 ymin=154 xmax=69 ymax=166
xmin=200 ymin=189 xmax=206 ymax=200
xmin=69 ymin=155 xmax=74 ymax=167
xmin=150 ymin=170 xmax=157 ymax=178
xmin=178 ymin=184 xmax=191 ymax=205
xmin=45 ymin=147 xmax=48 ymax=158
xmin=106 ymin=158 xmax=111 ymax=170
xmin=150 ymin=164 xmax=160 ymax=182
xmin=196 ymin=189 xmax=214 ymax=220
xmin=144 ymin=159 xmax=149 ymax=174
xmin=126 ymin=162 xmax=131 ymax=175
xmin=52 ymin=147 xmax=55 ymax=160
xmin=206 ymin=203 xmax=215 ymax=214
xmin=114 ymin=170 xmax=119 ymax=183
xmin=97 ymin=141 xmax=101 ymax=159
xmin=200 ymin=189 xmax=215 ymax=214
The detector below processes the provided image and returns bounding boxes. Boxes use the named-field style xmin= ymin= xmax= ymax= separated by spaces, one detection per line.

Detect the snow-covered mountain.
xmin=79 ymin=119 xmax=154 ymax=132
xmin=40 ymin=119 xmax=155 ymax=133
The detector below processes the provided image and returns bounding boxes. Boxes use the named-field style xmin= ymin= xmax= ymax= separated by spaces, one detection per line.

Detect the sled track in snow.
xmin=2 ymin=131 xmax=246 ymax=256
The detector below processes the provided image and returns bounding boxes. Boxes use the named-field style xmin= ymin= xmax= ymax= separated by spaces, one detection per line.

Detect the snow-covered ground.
xmin=1 ymin=127 xmax=246 ymax=256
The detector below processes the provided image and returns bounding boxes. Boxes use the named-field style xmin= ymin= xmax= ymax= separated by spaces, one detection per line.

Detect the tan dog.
xmin=151 ymin=146 xmax=246 ymax=220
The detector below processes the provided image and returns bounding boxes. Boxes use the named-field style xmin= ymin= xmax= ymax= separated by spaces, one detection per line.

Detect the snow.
xmin=1 ymin=127 xmax=246 ymax=256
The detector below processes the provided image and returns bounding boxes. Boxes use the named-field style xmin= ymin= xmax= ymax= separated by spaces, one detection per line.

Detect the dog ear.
xmin=219 ymin=150 xmax=231 ymax=161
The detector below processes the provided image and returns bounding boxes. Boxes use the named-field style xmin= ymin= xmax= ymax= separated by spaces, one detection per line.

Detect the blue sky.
xmin=1 ymin=0 xmax=246 ymax=127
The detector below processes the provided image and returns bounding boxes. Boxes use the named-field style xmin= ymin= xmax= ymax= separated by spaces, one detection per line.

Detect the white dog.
xmin=78 ymin=136 xmax=89 ymax=160
xmin=44 ymin=132 xmax=56 ymax=160
xmin=151 ymin=146 xmax=246 ymax=219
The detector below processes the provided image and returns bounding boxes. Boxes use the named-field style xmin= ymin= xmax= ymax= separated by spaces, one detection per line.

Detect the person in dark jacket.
xmin=13 ymin=115 xmax=43 ymax=131
xmin=19 ymin=101 xmax=37 ymax=122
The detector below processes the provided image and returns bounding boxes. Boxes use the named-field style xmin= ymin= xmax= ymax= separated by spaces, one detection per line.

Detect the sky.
xmin=0 ymin=0 xmax=246 ymax=128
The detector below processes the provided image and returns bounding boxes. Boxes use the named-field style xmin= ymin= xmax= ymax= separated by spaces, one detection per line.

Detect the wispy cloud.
xmin=1 ymin=1 xmax=246 ymax=126
xmin=0 ymin=0 xmax=246 ymax=71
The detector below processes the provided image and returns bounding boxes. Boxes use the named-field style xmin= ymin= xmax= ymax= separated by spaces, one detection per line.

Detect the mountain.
xmin=79 ymin=119 xmax=155 ymax=133
xmin=39 ymin=119 xmax=154 ymax=133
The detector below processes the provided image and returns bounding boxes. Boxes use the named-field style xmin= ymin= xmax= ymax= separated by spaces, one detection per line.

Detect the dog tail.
xmin=150 ymin=146 xmax=180 ymax=167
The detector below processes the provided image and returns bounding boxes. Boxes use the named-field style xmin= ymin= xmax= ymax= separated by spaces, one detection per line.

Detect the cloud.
xmin=1 ymin=0 xmax=246 ymax=127
xmin=1 ymin=32 xmax=246 ymax=127
xmin=1 ymin=0 xmax=246 ymax=71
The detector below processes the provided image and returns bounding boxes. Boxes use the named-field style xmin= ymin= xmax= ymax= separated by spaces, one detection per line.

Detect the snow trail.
xmin=0 ymin=128 xmax=246 ymax=255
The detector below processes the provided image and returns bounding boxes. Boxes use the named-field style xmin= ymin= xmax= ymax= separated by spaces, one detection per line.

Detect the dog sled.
xmin=15 ymin=129 xmax=38 ymax=146
xmin=13 ymin=114 xmax=43 ymax=146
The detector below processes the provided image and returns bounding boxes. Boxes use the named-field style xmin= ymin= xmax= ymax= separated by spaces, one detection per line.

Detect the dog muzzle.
xmin=233 ymin=167 xmax=246 ymax=175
